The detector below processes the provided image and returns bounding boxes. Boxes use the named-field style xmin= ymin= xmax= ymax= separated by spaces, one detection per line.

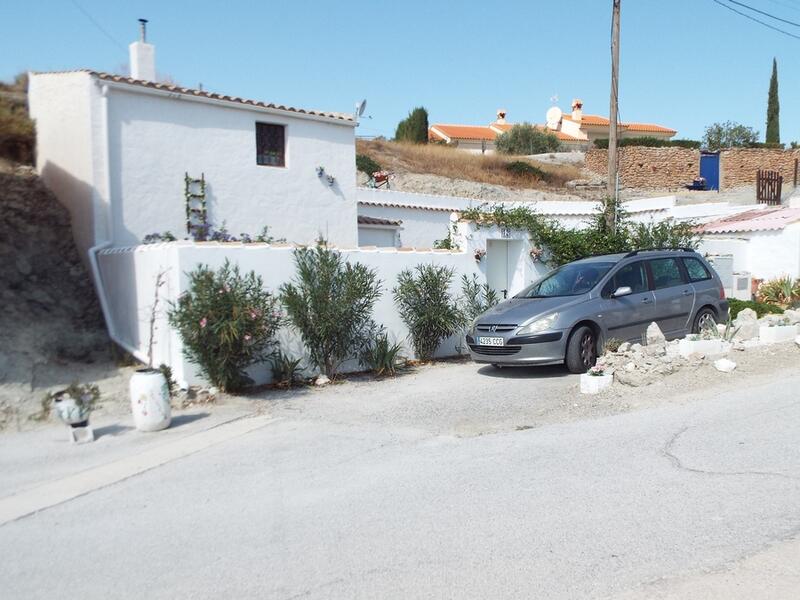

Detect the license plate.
xmin=478 ymin=336 xmax=504 ymax=346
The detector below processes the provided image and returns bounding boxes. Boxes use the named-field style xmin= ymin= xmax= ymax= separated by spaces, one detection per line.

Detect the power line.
xmin=68 ymin=0 xmax=127 ymax=53
xmin=763 ymin=0 xmax=800 ymax=15
xmin=727 ymin=0 xmax=800 ymax=26
xmin=710 ymin=0 xmax=800 ymax=39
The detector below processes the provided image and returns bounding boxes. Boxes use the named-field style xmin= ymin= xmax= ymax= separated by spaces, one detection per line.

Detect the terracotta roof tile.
xmin=698 ymin=207 xmax=800 ymax=234
xmin=357 ymin=215 xmax=402 ymax=226
xmin=429 ymin=124 xmax=497 ymax=141
xmin=31 ymin=69 xmax=354 ymax=123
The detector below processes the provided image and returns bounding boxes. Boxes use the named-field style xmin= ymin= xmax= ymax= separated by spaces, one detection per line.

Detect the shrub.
xmin=505 ymin=160 xmax=550 ymax=181
xmin=356 ymin=154 xmax=382 ymax=176
xmin=602 ymin=338 xmax=623 ymax=354
xmin=360 ymin=332 xmax=406 ymax=376
xmin=395 ymin=107 xmax=429 ymax=144
xmin=495 ymin=123 xmax=560 ymax=155
xmin=394 ymin=264 xmax=464 ymax=360
xmin=703 ymin=121 xmax=759 ymax=151
xmin=269 ymin=349 xmax=304 ymax=387
xmin=756 ymin=275 xmax=799 ymax=307
xmin=0 ymin=74 xmax=35 ymax=164
xmin=281 ymin=242 xmax=383 ymax=378
xmin=728 ymin=298 xmax=784 ymax=319
xmin=460 ymin=274 xmax=499 ymax=323
xmin=168 ymin=260 xmax=282 ymax=392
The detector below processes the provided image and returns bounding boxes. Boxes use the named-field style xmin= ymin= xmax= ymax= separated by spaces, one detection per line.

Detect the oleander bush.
xmin=168 ymin=260 xmax=282 ymax=392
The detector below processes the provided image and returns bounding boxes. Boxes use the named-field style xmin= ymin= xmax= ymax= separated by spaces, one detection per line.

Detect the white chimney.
xmin=495 ymin=109 xmax=507 ymax=124
xmin=571 ymin=99 xmax=583 ymax=122
xmin=129 ymin=19 xmax=155 ymax=81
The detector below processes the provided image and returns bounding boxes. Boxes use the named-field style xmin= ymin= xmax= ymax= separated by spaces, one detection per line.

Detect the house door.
xmin=486 ymin=240 xmax=523 ymax=299
xmin=700 ymin=152 xmax=720 ymax=191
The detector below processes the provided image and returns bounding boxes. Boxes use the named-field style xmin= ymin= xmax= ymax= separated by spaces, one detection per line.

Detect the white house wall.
xmin=28 ymin=72 xmax=103 ymax=260
xmin=105 ymin=86 xmax=358 ymax=248
xmin=358 ymin=203 xmax=454 ymax=248
xmin=700 ymin=225 xmax=800 ymax=280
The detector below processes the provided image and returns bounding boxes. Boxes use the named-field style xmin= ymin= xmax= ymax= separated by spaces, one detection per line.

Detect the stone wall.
xmin=585 ymin=147 xmax=699 ymax=189
xmin=720 ymin=148 xmax=800 ymax=189
xmin=586 ymin=146 xmax=800 ymax=190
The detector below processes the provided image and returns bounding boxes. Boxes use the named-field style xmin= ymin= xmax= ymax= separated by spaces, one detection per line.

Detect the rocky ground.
xmin=0 ymin=161 xmax=112 ymax=429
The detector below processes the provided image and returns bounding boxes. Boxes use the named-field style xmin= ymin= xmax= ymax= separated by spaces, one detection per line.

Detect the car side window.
xmin=682 ymin=257 xmax=711 ymax=282
xmin=648 ymin=258 xmax=685 ymax=289
xmin=608 ymin=261 xmax=648 ymax=295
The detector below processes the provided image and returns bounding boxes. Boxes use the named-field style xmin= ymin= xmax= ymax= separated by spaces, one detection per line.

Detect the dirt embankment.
xmin=0 ymin=162 xmax=109 ymax=427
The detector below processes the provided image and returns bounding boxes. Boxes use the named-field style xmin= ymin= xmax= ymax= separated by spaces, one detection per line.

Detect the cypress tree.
xmin=394 ymin=107 xmax=429 ymax=143
xmin=766 ymin=58 xmax=780 ymax=144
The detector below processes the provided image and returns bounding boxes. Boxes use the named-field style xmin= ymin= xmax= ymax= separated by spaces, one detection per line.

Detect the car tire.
xmin=692 ymin=307 xmax=717 ymax=334
xmin=565 ymin=325 xmax=597 ymax=374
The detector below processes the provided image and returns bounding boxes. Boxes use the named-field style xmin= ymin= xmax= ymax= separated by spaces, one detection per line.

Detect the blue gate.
xmin=700 ymin=152 xmax=720 ymax=190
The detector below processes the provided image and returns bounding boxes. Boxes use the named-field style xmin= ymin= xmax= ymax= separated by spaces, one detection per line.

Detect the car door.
xmin=598 ymin=261 xmax=656 ymax=342
xmin=647 ymin=257 xmax=695 ymax=338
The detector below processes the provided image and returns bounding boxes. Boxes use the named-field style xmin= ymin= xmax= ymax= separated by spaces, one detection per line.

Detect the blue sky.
xmin=2 ymin=1 xmax=799 ymax=141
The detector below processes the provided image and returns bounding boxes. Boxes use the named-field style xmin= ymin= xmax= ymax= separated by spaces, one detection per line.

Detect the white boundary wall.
xmin=97 ymin=241 xmax=492 ymax=387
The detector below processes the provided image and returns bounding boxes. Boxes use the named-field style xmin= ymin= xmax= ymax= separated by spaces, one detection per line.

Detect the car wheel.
xmin=565 ymin=325 xmax=597 ymax=374
xmin=692 ymin=307 xmax=717 ymax=334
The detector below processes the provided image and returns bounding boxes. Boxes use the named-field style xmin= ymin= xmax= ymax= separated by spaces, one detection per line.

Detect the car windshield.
xmin=516 ymin=262 xmax=615 ymax=298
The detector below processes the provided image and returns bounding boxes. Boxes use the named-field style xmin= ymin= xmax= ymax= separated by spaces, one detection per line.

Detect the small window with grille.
xmin=255 ymin=123 xmax=285 ymax=167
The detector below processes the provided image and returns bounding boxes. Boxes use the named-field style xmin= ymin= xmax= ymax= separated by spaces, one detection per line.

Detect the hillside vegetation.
xmin=0 ymin=73 xmax=34 ymax=164
xmin=356 ymin=139 xmax=581 ymax=190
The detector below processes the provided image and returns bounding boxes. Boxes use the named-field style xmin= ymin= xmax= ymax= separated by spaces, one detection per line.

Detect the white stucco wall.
xmin=357 ymin=226 xmax=398 ymax=247
xmin=358 ymin=203 xmax=454 ymax=248
xmin=700 ymin=225 xmax=800 ymax=281
xmin=28 ymin=72 xmax=105 ymax=259
xmin=105 ymin=85 xmax=357 ymax=248
xmin=97 ymin=241 xmax=488 ymax=387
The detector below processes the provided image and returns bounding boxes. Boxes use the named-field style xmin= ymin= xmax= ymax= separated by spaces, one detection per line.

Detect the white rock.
xmin=617 ymin=342 xmax=630 ymax=353
xmin=714 ymin=358 xmax=737 ymax=373
xmin=734 ymin=308 xmax=759 ymax=340
xmin=624 ymin=362 xmax=636 ymax=372
xmin=795 ymin=335 xmax=800 ymax=347
xmin=207 ymin=386 xmax=219 ymax=397
xmin=315 ymin=375 xmax=330 ymax=386
xmin=646 ymin=322 xmax=666 ymax=346
xmin=784 ymin=309 xmax=800 ymax=325
xmin=580 ymin=372 xmax=614 ymax=394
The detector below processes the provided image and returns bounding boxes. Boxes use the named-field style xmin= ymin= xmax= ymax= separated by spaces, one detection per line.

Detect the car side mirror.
xmin=611 ymin=286 xmax=632 ymax=298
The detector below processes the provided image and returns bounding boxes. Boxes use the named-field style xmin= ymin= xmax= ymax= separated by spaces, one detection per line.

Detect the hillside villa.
xmin=428 ymin=100 xmax=677 ymax=153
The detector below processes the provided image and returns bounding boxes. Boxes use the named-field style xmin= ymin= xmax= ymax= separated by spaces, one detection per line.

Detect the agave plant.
xmin=360 ymin=331 xmax=406 ymax=377
xmin=757 ymin=275 xmax=800 ymax=307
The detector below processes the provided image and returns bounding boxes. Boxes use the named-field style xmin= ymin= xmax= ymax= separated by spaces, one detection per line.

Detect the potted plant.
xmin=49 ymin=383 xmax=100 ymax=443
xmin=759 ymin=317 xmax=799 ymax=344
xmin=580 ymin=365 xmax=613 ymax=394
xmin=474 ymin=248 xmax=486 ymax=262
xmin=130 ymin=270 xmax=172 ymax=432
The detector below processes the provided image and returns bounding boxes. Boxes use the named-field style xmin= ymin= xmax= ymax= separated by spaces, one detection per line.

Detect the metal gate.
xmin=699 ymin=152 xmax=720 ymax=190
xmin=757 ymin=169 xmax=783 ymax=205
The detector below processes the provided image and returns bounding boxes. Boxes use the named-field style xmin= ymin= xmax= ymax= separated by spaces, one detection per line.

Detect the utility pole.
xmin=607 ymin=0 xmax=621 ymax=230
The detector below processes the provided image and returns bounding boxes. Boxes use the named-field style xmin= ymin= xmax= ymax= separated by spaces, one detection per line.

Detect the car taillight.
xmin=719 ymin=287 xmax=726 ymax=299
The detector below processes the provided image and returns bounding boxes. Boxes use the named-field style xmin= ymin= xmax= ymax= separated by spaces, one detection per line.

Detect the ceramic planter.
xmin=130 ymin=369 xmax=171 ymax=432
xmin=53 ymin=392 xmax=92 ymax=427
xmin=580 ymin=372 xmax=613 ymax=394
xmin=678 ymin=338 xmax=726 ymax=358
xmin=759 ymin=324 xmax=798 ymax=344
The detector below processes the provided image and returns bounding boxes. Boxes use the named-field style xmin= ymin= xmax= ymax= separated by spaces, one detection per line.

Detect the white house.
xmin=28 ymin=45 xmax=358 ymax=261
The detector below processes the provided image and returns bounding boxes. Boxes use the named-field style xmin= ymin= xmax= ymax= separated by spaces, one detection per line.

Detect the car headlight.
xmin=516 ymin=313 xmax=559 ymax=336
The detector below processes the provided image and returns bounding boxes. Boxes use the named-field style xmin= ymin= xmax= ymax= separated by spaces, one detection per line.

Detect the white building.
xmin=28 ymin=62 xmax=358 ymax=260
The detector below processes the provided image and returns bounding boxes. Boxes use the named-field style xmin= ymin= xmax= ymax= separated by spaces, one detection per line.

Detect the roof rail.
xmin=624 ymin=247 xmax=696 ymax=258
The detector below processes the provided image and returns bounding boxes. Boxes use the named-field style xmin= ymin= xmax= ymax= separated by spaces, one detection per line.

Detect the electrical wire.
xmin=726 ymin=0 xmax=800 ymax=26
xmin=68 ymin=0 xmax=128 ymax=53
xmin=710 ymin=0 xmax=800 ymax=39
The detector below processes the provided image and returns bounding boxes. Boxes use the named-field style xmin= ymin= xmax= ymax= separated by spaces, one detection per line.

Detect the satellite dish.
xmin=545 ymin=106 xmax=563 ymax=130
xmin=355 ymin=99 xmax=367 ymax=117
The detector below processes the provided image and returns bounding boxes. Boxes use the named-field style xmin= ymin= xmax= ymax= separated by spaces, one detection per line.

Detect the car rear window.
xmin=648 ymin=258 xmax=685 ymax=289
xmin=682 ymin=257 xmax=712 ymax=282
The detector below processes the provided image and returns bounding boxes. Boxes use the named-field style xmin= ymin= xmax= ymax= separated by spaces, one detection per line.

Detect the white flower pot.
xmin=678 ymin=338 xmax=725 ymax=358
xmin=130 ymin=369 xmax=171 ymax=432
xmin=580 ymin=373 xmax=613 ymax=394
xmin=53 ymin=393 xmax=91 ymax=426
xmin=759 ymin=324 xmax=799 ymax=344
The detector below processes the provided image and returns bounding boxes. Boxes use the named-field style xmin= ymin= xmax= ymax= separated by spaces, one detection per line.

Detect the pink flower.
xmin=200 ymin=317 xmax=207 ymax=328
xmin=250 ymin=310 xmax=258 ymax=320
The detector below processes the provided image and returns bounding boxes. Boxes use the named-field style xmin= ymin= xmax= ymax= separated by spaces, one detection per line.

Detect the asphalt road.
xmin=2 ymin=372 xmax=799 ymax=599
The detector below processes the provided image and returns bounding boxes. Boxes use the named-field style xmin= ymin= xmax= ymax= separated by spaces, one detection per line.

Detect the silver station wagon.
xmin=467 ymin=249 xmax=729 ymax=373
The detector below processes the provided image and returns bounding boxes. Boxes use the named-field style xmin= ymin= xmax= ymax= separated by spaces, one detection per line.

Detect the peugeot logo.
xmin=490 ymin=325 xmax=498 ymax=333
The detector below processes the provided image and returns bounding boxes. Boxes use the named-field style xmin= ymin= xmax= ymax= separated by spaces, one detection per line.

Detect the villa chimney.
xmin=495 ymin=109 xmax=507 ymax=124
xmin=571 ymin=99 xmax=583 ymax=122
xmin=129 ymin=19 xmax=156 ymax=81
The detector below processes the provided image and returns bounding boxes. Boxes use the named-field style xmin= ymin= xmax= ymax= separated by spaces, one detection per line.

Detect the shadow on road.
xmin=477 ymin=365 xmax=572 ymax=379
xmin=93 ymin=424 xmax=134 ymax=439
xmin=169 ymin=412 xmax=211 ymax=428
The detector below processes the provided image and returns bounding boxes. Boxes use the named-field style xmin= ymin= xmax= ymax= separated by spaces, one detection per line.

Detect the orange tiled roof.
xmin=563 ymin=113 xmax=676 ymax=134
xmin=429 ymin=124 xmax=497 ymax=141
xmin=563 ymin=114 xmax=610 ymax=126
xmin=624 ymin=122 xmax=677 ymax=134
xmin=489 ymin=122 xmax=584 ymax=142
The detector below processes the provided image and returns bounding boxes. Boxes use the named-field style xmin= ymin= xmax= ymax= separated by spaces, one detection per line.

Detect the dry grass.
xmin=357 ymin=139 xmax=581 ymax=190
